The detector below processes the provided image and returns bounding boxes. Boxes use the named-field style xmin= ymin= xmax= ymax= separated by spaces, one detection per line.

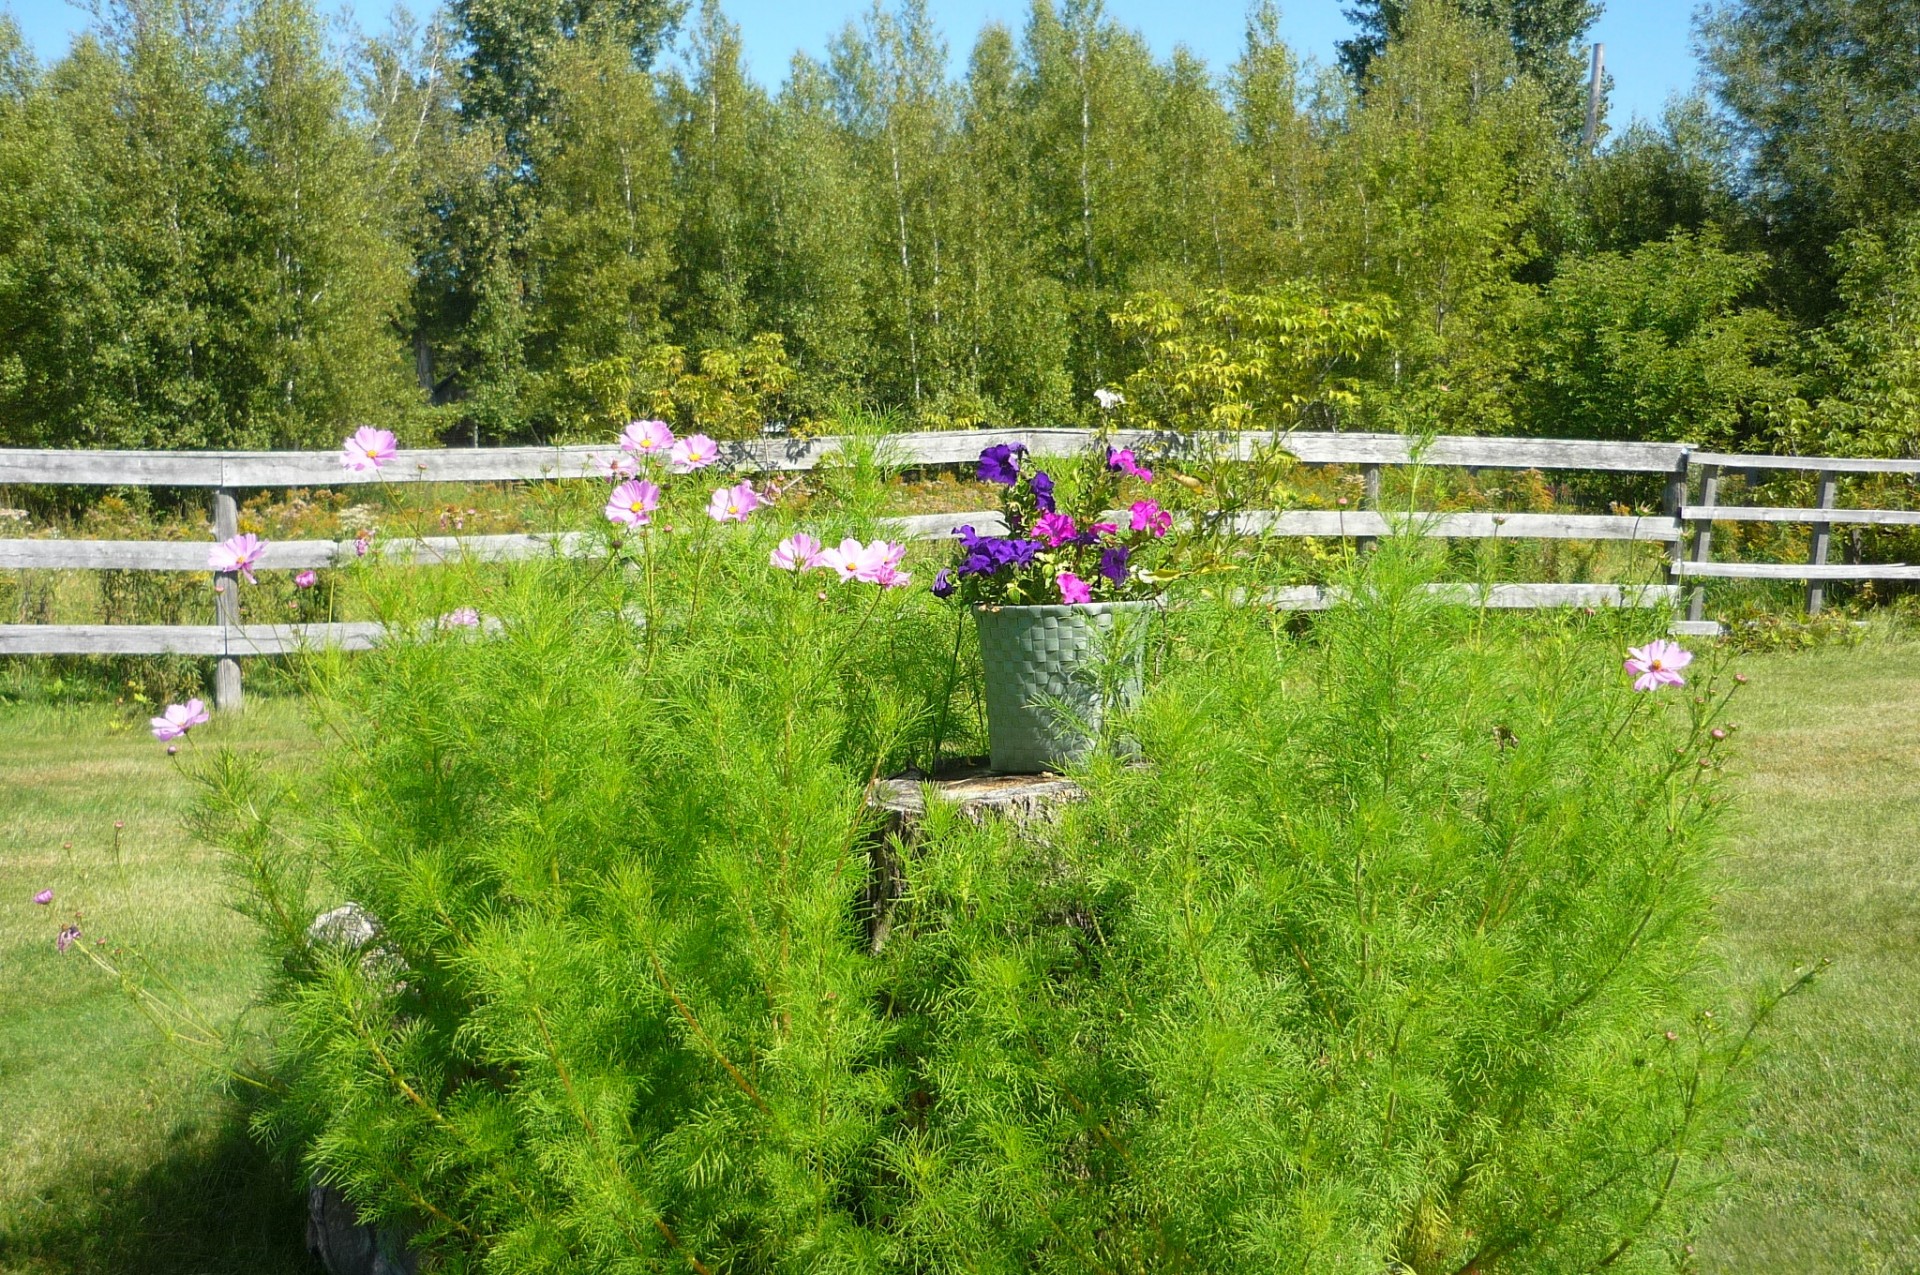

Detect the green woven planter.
xmin=973 ymin=601 xmax=1154 ymax=774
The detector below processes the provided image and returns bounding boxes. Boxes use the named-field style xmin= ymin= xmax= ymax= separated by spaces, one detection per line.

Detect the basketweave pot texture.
xmin=972 ymin=601 xmax=1154 ymax=774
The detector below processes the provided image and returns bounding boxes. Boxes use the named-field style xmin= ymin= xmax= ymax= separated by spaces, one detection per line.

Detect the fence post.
xmin=1357 ymin=462 xmax=1382 ymax=553
xmin=1663 ymin=455 xmax=1689 ymax=594
xmin=1687 ymin=463 xmax=1719 ymax=623
xmin=211 ymin=486 xmax=242 ymax=711
xmin=1807 ymin=468 xmax=1838 ymax=616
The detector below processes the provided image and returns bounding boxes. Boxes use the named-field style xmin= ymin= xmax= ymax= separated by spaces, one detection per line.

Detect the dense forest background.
xmin=0 ymin=0 xmax=1915 ymax=454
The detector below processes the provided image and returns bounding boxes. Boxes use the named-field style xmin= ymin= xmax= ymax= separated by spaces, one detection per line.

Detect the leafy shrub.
xmin=208 ymin=529 xmax=1776 ymax=1273
xmin=1518 ymin=230 xmax=1796 ymax=446
xmin=1109 ymin=286 xmax=1395 ymax=432
xmin=558 ymin=333 xmax=804 ymax=440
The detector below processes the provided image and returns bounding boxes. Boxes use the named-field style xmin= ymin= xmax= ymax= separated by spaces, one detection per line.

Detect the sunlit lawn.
xmin=0 ymin=644 xmax=1917 ymax=1272
xmin=1697 ymin=641 xmax=1920 ymax=1271
xmin=0 ymin=698 xmax=315 ymax=1275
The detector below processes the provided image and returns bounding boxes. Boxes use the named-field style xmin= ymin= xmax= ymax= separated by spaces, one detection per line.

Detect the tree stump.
xmin=863 ymin=763 xmax=1086 ymax=953
xmin=304 ymin=905 xmax=420 ymax=1275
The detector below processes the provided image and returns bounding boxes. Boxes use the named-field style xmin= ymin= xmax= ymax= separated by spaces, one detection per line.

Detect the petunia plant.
xmin=932 ymin=440 xmax=1174 ymax=606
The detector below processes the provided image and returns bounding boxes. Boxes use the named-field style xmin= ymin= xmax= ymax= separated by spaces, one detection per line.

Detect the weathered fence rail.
xmin=3 ymin=428 xmax=1917 ymax=707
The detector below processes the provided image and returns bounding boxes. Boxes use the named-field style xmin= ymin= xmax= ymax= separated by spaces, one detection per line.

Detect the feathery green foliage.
xmin=200 ymin=516 xmax=1773 ymax=1271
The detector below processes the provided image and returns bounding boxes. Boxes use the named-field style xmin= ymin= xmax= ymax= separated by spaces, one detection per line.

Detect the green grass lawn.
xmin=0 ymin=646 xmax=1917 ymax=1273
xmin=0 ymin=699 xmax=316 ymax=1275
xmin=1698 ymin=641 xmax=1920 ymax=1271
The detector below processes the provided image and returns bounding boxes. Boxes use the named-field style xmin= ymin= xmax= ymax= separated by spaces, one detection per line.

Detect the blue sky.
xmin=2 ymin=0 xmax=1703 ymax=127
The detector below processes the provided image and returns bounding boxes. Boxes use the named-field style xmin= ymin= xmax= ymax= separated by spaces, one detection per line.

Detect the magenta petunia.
xmin=33 ymin=888 xmax=53 ymax=905
xmin=340 ymin=426 xmax=399 ymax=473
xmin=1033 ymin=511 xmax=1078 ymax=546
xmin=707 ymin=481 xmax=763 ymax=523
xmin=1624 ymin=639 xmax=1692 ymax=692
xmin=620 ymin=419 xmax=676 ymax=458
xmin=1129 ymin=500 xmax=1172 ymax=538
xmin=1057 ymin=571 xmax=1092 ymax=604
xmin=209 ymin=533 xmax=267 ymax=584
xmin=1106 ymin=447 xmax=1153 ymax=482
xmin=669 ymin=434 xmax=720 ymax=473
xmin=151 ymin=698 xmax=211 ymax=742
xmin=605 ymin=479 xmax=662 ymax=527
xmin=772 ymin=533 xmax=826 ymax=571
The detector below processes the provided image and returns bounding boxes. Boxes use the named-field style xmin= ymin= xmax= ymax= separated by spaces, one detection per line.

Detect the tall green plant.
xmin=202 ymin=520 xmax=1783 ymax=1272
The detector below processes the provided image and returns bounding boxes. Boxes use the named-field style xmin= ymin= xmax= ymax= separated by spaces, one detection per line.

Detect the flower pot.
xmin=972 ymin=601 xmax=1154 ymax=774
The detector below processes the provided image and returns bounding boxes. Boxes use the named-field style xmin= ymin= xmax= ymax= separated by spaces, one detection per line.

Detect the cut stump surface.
xmin=863 ymin=763 xmax=1086 ymax=953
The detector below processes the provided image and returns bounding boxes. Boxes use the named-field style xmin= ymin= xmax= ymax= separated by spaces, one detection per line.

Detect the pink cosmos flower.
xmin=707 ymin=481 xmax=763 ymax=523
xmin=294 ymin=570 xmax=318 ymax=589
xmin=57 ymin=924 xmax=80 ymax=954
xmin=1624 ymin=639 xmax=1693 ymax=692
xmin=593 ymin=453 xmax=640 ymax=479
xmin=340 ymin=426 xmax=399 ymax=473
xmin=151 ymin=698 xmax=211 ymax=742
xmin=209 ymin=533 xmax=267 ymax=584
xmin=820 ymin=538 xmax=911 ymax=586
xmin=621 ymin=419 xmax=676 ymax=458
xmin=870 ymin=541 xmax=911 ymax=589
xmin=440 ymin=607 xmax=480 ymax=628
xmin=33 ymin=889 xmax=53 ymax=905
xmin=1033 ymin=511 xmax=1078 ymax=546
xmin=605 ymin=479 xmax=662 ymax=527
xmin=669 ymin=434 xmax=720 ymax=473
xmin=1129 ymin=500 xmax=1172 ymax=538
xmin=1057 ymin=571 xmax=1092 ymax=604
xmin=772 ymin=533 xmax=826 ymax=571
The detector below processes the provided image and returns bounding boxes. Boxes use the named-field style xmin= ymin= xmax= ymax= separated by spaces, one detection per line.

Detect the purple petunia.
xmin=1097 ymin=545 xmax=1131 ymax=585
xmin=952 ymin=525 xmax=1042 ymax=576
xmin=977 ymin=444 xmax=1025 ymax=486
xmin=931 ymin=568 xmax=956 ymax=598
xmin=1029 ymin=470 xmax=1056 ymax=513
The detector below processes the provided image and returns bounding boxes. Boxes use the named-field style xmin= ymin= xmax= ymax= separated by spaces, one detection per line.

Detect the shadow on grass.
xmin=0 ymin=1104 xmax=314 ymax=1275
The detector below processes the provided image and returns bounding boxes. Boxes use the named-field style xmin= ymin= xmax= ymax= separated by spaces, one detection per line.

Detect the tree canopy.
xmin=0 ymin=0 xmax=1915 ymax=456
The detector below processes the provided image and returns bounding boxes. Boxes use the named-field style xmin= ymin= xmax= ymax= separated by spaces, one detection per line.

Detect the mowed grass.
xmin=0 ymin=646 xmax=1917 ymax=1272
xmin=1698 ymin=641 xmax=1920 ymax=1271
xmin=0 ymin=699 xmax=316 ymax=1275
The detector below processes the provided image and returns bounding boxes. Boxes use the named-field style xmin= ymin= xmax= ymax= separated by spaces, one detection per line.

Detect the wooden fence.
xmin=2 ymin=428 xmax=1915 ymax=708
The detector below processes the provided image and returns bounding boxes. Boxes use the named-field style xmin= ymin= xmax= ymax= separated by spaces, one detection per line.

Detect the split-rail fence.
xmin=2 ymin=429 xmax=1914 ymax=708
